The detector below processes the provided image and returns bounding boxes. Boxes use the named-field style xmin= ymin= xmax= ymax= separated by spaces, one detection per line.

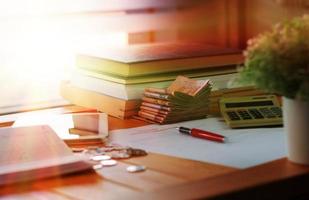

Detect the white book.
xmin=71 ymin=73 xmax=239 ymax=100
xmin=0 ymin=125 xmax=91 ymax=185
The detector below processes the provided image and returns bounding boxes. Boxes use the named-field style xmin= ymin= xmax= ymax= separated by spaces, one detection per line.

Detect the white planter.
xmin=283 ymin=97 xmax=309 ymax=165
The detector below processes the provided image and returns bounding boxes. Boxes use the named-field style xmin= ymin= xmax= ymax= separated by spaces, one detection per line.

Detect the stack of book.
xmin=137 ymin=76 xmax=212 ymax=124
xmin=61 ymin=42 xmax=243 ymax=119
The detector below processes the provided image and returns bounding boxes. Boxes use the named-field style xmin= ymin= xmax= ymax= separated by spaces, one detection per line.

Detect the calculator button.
xmin=237 ymin=110 xmax=252 ymax=120
xmin=226 ymin=111 xmax=241 ymax=120
xmin=270 ymin=106 xmax=282 ymax=117
xmin=248 ymin=109 xmax=264 ymax=119
xmin=259 ymin=108 xmax=276 ymax=118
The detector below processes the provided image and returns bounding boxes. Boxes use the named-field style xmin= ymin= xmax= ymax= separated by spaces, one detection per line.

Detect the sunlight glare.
xmin=0 ymin=1 xmax=129 ymax=108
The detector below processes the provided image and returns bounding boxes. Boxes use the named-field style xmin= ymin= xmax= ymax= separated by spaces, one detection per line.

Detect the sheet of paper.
xmin=110 ymin=118 xmax=286 ymax=169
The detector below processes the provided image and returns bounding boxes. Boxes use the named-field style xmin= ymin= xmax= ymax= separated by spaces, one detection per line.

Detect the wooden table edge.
xmin=136 ymin=158 xmax=309 ymax=200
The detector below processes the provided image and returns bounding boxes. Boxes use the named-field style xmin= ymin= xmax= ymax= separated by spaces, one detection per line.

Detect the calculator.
xmin=219 ymin=95 xmax=283 ymax=128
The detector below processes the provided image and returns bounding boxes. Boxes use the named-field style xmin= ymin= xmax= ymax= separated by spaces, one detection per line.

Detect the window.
xmin=0 ymin=0 xmax=182 ymax=114
xmin=0 ymin=0 xmax=239 ymax=114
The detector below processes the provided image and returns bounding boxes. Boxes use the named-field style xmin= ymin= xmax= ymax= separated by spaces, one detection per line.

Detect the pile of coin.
xmin=88 ymin=154 xmax=117 ymax=170
xmin=80 ymin=145 xmax=148 ymax=171
xmin=83 ymin=145 xmax=147 ymax=159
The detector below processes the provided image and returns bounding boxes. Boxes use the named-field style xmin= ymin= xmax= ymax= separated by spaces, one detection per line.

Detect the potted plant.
xmin=238 ymin=15 xmax=309 ymax=165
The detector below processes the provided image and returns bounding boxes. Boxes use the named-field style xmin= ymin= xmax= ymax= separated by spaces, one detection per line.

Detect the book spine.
xmin=141 ymin=102 xmax=171 ymax=111
xmin=144 ymin=87 xmax=168 ymax=94
xmin=142 ymin=97 xmax=170 ymax=106
xmin=138 ymin=110 xmax=208 ymax=124
xmin=144 ymin=91 xmax=169 ymax=100
xmin=139 ymin=110 xmax=167 ymax=119
xmin=138 ymin=111 xmax=165 ymax=124
xmin=140 ymin=106 xmax=169 ymax=115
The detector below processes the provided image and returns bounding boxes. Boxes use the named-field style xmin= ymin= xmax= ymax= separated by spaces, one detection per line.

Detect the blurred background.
xmin=0 ymin=0 xmax=308 ymax=114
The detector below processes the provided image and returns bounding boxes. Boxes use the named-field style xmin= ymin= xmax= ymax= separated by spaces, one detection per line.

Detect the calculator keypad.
xmin=237 ymin=110 xmax=252 ymax=120
xmin=270 ymin=107 xmax=282 ymax=117
xmin=248 ymin=109 xmax=264 ymax=119
xmin=259 ymin=107 xmax=276 ymax=118
xmin=226 ymin=111 xmax=241 ymax=120
xmin=225 ymin=106 xmax=282 ymax=121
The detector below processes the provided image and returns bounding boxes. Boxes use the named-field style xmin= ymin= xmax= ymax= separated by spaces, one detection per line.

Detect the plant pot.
xmin=283 ymin=97 xmax=309 ymax=165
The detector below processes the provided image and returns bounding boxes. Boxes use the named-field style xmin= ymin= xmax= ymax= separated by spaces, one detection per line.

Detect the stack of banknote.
xmin=137 ymin=76 xmax=212 ymax=124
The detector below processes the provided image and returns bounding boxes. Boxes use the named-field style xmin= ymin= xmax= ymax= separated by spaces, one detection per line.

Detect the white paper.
xmin=110 ymin=118 xmax=286 ymax=169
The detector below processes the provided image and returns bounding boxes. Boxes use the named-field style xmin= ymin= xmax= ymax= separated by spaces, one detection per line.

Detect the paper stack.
xmin=137 ymin=76 xmax=212 ymax=124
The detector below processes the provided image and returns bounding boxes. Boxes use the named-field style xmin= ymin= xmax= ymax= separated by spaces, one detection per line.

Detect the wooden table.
xmin=0 ymin=106 xmax=309 ymax=200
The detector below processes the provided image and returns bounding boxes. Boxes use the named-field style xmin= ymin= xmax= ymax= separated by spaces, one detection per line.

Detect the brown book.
xmin=144 ymin=87 xmax=167 ymax=94
xmin=141 ymin=102 xmax=171 ymax=111
xmin=140 ymin=105 xmax=169 ymax=115
xmin=143 ymin=91 xmax=170 ymax=100
xmin=138 ymin=109 xmax=208 ymax=124
xmin=60 ymin=81 xmax=140 ymax=119
xmin=137 ymin=76 xmax=212 ymax=124
xmin=138 ymin=110 xmax=164 ymax=123
xmin=142 ymin=96 xmax=170 ymax=106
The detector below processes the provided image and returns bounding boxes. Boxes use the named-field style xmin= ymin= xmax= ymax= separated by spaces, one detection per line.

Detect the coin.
xmin=108 ymin=151 xmax=130 ymax=159
xmin=101 ymin=159 xmax=117 ymax=166
xmin=90 ymin=155 xmax=111 ymax=161
xmin=126 ymin=165 xmax=146 ymax=173
xmin=99 ymin=147 xmax=114 ymax=152
xmin=93 ymin=164 xmax=103 ymax=170
xmin=126 ymin=148 xmax=148 ymax=157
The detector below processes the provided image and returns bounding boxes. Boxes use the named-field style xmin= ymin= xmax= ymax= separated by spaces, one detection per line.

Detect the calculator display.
xmin=225 ymin=100 xmax=274 ymax=108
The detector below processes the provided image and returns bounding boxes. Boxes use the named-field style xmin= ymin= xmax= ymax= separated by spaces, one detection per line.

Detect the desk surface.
xmin=0 ymin=105 xmax=309 ymax=200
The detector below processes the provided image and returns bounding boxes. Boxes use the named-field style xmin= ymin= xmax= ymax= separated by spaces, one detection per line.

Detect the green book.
xmin=77 ymin=66 xmax=237 ymax=85
xmin=76 ymin=41 xmax=243 ymax=78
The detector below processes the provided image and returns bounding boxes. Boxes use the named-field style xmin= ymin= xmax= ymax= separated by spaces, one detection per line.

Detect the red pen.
xmin=177 ymin=127 xmax=226 ymax=143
